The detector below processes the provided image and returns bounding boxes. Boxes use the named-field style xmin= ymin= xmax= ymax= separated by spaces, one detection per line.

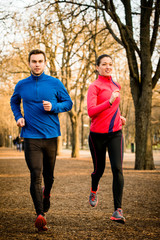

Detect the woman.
xmin=87 ymin=54 xmax=126 ymax=224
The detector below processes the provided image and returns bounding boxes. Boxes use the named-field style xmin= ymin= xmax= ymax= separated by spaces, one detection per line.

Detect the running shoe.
xmin=110 ymin=208 xmax=125 ymax=224
xmin=35 ymin=214 xmax=48 ymax=231
xmin=89 ymin=186 xmax=99 ymax=207
xmin=43 ymin=187 xmax=51 ymax=213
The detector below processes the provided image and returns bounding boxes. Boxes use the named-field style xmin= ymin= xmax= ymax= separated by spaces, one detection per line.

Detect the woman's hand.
xmin=109 ymin=90 xmax=120 ymax=105
xmin=120 ymin=116 xmax=126 ymax=126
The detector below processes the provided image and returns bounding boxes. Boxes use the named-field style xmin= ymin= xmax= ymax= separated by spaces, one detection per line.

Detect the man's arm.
xmin=10 ymin=83 xmax=24 ymax=122
xmin=50 ymin=81 xmax=73 ymax=113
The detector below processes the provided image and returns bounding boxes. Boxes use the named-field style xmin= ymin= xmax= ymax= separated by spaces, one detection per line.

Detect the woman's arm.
xmin=87 ymin=84 xmax=111 ymax=118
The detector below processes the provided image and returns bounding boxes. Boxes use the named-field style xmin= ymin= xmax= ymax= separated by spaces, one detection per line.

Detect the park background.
xmin=0 ymin=0 xmax=160 ymax=170
xmin=0 ymin=1 xmax=160 ymax=239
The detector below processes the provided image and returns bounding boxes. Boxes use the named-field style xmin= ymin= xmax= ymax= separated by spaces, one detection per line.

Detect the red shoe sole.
xmin=110 ymin=216 xmax=125 ymax=224
xmin=35 ymin=215 xmax=47 ymax=230
xmin=38 ymin=225 xmax=48 ymax=232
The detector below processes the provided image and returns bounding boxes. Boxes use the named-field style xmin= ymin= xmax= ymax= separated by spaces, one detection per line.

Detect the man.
xmin=10 ymin=49 xmax=73 ymax=231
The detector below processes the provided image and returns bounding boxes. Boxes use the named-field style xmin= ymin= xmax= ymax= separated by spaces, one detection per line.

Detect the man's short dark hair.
xmin=28 ymin=49 xmax=46 ymax=62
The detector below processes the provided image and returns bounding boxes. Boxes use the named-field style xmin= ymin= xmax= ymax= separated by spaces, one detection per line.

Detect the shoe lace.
xmin=91 ymin=193 xmax=96 ymax=201
xmin=117 ymin=208 xmax=123 ymax=216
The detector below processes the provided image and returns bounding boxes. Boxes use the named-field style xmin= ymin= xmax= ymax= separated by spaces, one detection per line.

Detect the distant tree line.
xmin=0 ymin=0 xmax=159 ymax=170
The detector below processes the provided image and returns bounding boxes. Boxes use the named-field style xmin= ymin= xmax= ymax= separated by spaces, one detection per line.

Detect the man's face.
xmin=29 ymin=54 xmax=46 ymax=76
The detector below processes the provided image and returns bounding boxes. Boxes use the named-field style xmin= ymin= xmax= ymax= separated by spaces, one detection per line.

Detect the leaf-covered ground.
xmin=0 ymin=148 xmax=160 ymax=240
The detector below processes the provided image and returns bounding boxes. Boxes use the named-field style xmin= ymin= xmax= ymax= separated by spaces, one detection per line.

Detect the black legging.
xmin=89 ymin=130 xmax=124 ymax=210
xmin=24 ymin=138 xmax=57 ymax=216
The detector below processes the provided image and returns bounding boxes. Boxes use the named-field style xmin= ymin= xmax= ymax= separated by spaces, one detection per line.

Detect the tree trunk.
xmin=66 ymin=115 xmax=70 ymax=149
xmin=132 ymin=1 xmax=155 ymax=170
xmin=57 ymin=136 xmax=62 ymax=156
xmin=70 ymin=114 xmax=80 ymax=158
xmin=134 ymin=85 xmax=155 ymax=170
xmin=81 ymin=114 xmax=84 ymax=149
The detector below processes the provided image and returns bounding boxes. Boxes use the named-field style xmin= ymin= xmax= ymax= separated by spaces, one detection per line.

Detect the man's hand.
xmin=109 ymin=90 xmax=120 ymax=105
xmin=120 ymin=116 xmax=126 ymax=126
xmin=43 ymin=100 xmax=52 ymax=111
xmin=17 ymin=118 xmax=25 ymax=127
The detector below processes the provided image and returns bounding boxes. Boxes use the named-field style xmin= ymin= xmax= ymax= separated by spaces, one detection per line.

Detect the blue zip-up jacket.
xmin=10 ymin=72 xmax=73 ymax=139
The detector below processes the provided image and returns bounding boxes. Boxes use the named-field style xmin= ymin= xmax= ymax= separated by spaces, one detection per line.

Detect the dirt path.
xmin=0 ymin=148 xmax=160 ymax=240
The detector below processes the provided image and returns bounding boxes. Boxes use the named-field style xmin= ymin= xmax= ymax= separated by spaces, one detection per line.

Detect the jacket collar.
xmin=98 ymin=75 xmax=112 ymax=82
xmin=30 ymin=72 xmax=45 ymax=80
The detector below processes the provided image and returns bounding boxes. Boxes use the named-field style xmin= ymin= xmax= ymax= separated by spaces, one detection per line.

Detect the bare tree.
xmin=100 ymin=0 xmax=160 ymax=169
xmin=45 ymin=0 xmax=160 ymax=169
xmin=53 ymin=2 xmax=97 ymax=157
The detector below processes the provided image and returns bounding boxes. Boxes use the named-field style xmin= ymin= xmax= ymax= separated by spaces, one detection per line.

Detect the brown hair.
xmin=96 ymin=54 xmax=112 ymax=66
xmin=28 ymin=49 xmax=46 ymax=62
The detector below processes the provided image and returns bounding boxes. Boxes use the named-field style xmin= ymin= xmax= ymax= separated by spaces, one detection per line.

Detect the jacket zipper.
xmin=36 ymin=78 xmax=38 ymax=100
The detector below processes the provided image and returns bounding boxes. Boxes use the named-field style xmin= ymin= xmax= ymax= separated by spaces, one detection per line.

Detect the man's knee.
xmin=31 ymin=169 xmax=42 ymax=182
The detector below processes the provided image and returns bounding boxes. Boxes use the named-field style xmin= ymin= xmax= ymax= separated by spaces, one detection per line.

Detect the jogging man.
xmin=10 ymin=49 xmax=73 ymax=231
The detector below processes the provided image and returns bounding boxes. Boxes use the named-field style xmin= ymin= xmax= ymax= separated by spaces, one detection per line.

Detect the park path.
xmin=0 ymin=147 xmax=160 ymax=240
xmin=0 ymin=147 xmax=160 ymax=168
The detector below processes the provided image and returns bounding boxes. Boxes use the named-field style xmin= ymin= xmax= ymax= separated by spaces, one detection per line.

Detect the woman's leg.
xmin=108 ymin=131 xmax=124 ymax=210
xmin=89 ymin=132 xmax=107 ymax=191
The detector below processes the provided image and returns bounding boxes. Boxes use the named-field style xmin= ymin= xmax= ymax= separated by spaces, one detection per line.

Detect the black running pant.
xmin=24 ymin=138 xmax=57 ymax=216
xmin=89 ymin=130 xmax=124 ymax=210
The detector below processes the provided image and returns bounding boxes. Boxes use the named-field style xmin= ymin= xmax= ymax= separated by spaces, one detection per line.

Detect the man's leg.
xmin=24 ymin=139 xmax=44 ymax=216
xmin=42 ymin=138 xmax=57 ymax=212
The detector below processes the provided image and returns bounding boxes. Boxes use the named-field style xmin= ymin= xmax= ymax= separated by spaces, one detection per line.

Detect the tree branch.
xmin=104 ymin=0 xmax=139 ymax=79
xmin=120 ymin=0 xmax=133 ymax=34
xmin=37 ymin=0 xmax=106 ymax=11
xmin=150 ymin=0 xmax=160 ymax=56
xmin=152 ymin=57 xmax=160 ymax=89
xmin=102 ymin=10 xmax=124 ymax=47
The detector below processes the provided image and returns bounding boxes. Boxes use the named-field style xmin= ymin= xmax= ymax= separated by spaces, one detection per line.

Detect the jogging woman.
xmin=87 ymin=54 xmax=126 ymax=224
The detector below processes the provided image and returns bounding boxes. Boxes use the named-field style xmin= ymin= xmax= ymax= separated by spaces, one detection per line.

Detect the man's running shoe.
xmin=110 ymin=208 xmax=125 ymax=224
xmin=89 ymin=186 xmax=99 ymax=207
xmin=35 ymin=214 xmax=48 ymax=231
xmin=43 ymin=187 xmax=51 ymax=213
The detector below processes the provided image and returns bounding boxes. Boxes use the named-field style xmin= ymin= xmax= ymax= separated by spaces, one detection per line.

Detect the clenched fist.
xmin=109 ymin=90 xmax=120 ymax=105
xmin=120 ymin=116 xmax=126 ymax=126
xmin=43 ymin=100 xmax=52 ymax=111
xmin=17 ymin=118 xmax=25 ymax=127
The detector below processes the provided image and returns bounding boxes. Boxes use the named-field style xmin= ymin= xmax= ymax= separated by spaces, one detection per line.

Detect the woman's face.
xmin=96 ymin=57 xmax=113 ymax=77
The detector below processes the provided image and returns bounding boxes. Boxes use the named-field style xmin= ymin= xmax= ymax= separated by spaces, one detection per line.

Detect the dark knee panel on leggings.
xmin=30 ymin=168 xmax=42 ymax=185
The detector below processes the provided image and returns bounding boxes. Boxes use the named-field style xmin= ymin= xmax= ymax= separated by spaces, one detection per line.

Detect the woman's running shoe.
xmin=110 ymin=208 xmax=125 ymax=224
xmin=89 ymin=185 xmax=99 ymax=207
